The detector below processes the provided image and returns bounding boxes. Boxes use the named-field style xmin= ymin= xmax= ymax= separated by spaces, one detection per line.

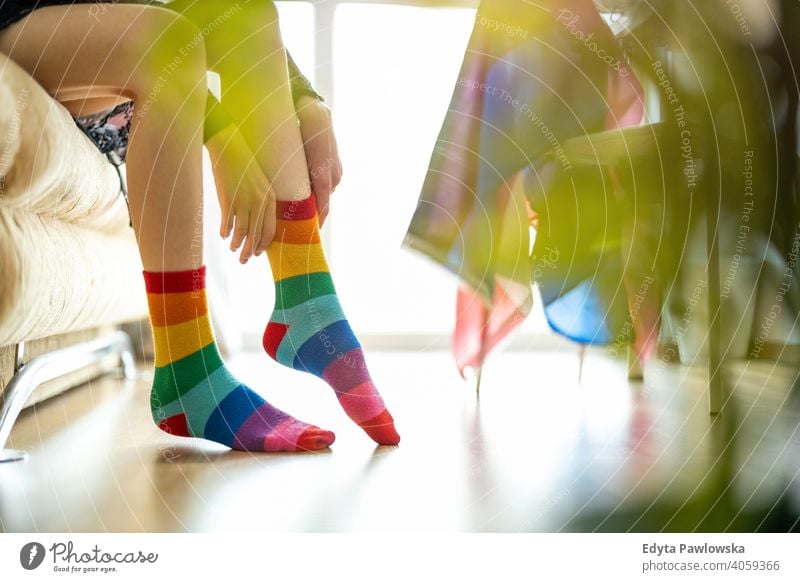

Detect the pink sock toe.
xmin=359 ymin=410 xmax=400 ymax=446
xmin=296 ymin=427 xmax=336 ymax=451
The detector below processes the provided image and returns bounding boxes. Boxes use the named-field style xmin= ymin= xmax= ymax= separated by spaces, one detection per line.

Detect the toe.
xmin=296 ymin=426 xmax=336 ymax=451
xmin=360 ymin=410 xmax=400 ymax=446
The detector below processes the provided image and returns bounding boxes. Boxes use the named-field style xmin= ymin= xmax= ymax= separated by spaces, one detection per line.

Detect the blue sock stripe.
xmin=293 ymin=319 xmax=361 ymax=376
xmin=178 ymin=367 xmax=243 ymax=437
xmin=203 ymin=385 xmax=266 ymax=446
xmin=274 ymin=295 xmax=346 ymax=365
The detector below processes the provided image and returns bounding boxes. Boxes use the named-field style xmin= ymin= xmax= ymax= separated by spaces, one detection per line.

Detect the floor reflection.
xmin=1 ymin=350 xmax=797 ymax=531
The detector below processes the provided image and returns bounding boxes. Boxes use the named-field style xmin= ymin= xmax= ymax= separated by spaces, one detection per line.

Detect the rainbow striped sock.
xmin=263 ymin=197 xmax=400 ymax=445
xmin=145 ymin=266 xmax=335 ymax=452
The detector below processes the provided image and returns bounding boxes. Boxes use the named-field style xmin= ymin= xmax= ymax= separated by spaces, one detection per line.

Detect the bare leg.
xmin=0 ymin=4 xmax=338 ymax=452
xmin=0 ymin=3 xmax=209 ymax=271
xmin=60 ymin=95 xmax=132 ymax=118
xmin=166 ymin=1 xmax=401 ymax=445
xmin=167 ymin=0 xmax=312 ymax=203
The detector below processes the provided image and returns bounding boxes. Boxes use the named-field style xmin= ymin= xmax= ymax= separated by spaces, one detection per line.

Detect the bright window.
xmin=220 ymin=1 xmax=551 ymax=346
xmin=328 ymin=3 xmax=476 ymax=335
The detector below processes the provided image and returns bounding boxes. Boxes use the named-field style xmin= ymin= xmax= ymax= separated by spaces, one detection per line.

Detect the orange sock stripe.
xmin=275 ymin=217 xmax=320 ymax=244
xmin=146 ymin=290 xmax=209 ymax=327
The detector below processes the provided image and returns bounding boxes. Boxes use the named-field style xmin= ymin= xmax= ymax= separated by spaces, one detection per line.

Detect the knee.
xmin=238 ymin=0 xmax=281 ymax=42
xmin=210 ymin=0 xmax=279 ymax=29
xmin=206 ymin=0 xmax=282 ymax=69
xmin=201 ymin=0 xmax=281 ymax=53
xmin=128 ymin=8 xmax=207 ymax=97
xmin=242 ymin=0 xmax=280 ymax=24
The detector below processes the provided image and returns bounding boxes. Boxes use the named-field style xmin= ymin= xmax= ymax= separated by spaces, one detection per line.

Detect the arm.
xmin=286 ymin=53 xmax=341 ymax=225
xmin=204 ymin=92 xmax=235 ymax=144
xmin=203 ymin=48 xmax=340 ymax=234
xmin=204 ymin=49 xmax=323 ymax=143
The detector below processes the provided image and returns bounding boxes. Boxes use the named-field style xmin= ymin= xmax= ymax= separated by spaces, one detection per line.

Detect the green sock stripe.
xmin=151 ymin=342 xmax=225 ymax=406
xmin=183 ymin=367 xmax=243 ymax=437
xmin=274 ymin=294 xmax=345 ymax=365
xmin=274 ymin=272 xmax=336 ymax=310
xmin=151 ymin=365 xmax=241 ymax=432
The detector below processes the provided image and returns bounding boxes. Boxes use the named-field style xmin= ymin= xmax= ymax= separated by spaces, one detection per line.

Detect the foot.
xmin=263 ymin=196 xmax=400 ymax=445
xmin=145 ymin=266 xmax=335 ymax=452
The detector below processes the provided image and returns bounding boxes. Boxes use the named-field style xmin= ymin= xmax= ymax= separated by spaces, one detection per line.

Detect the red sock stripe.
xmin=262 ymin=322 xmax=289 ymax=360
xmin=158 ymin=413 xmax=191 ymax=437
xmin=143 ymin=266 xmax=206 ymax=294
xmin=276 ymin=196 xmax=318 ymax=221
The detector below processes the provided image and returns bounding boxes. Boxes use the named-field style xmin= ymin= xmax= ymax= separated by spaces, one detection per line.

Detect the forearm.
xmin=204 ymin=50 xmax=322 ymax=144
xmin=204 ymin=92 xmax=235 ymax=144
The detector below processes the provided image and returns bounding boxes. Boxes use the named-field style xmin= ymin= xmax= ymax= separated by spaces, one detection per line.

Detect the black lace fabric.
xmin=74 ymin=101 xmax=134 ymax=159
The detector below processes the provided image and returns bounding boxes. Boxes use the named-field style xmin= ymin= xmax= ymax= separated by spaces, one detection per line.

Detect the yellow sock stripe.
xmin=152 ymin=313 xmax=215 ymax=367
xmin=267 ymin=242 xmax=329 ymax=281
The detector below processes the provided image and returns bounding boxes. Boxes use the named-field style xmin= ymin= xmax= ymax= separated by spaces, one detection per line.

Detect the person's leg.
xmin=265 ymin=196 xmax=401 ymax=445
xmin=0 ymin=3 xmax=205 ymax=271
xmin=167 ymin=0 xmax=400 ymax=445
xmin=0 ymin=4 xmax=334 ymax=451
xmin=167 ymin=0 xmax=309 ymax=205
xmin=59 ymin=95 xmax=131 ymax=118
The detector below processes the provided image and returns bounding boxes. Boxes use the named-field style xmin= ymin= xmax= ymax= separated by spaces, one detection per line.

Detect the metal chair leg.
xmin=707 ymin=173 xmax=723 ymax=415
xmin=0 ymin=330 xmax=135 ymax=463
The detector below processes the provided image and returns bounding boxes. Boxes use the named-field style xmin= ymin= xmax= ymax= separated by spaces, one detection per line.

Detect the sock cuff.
xmin=276 ymin=196 xmax=318 ymax=221
xmin=143 ymin=266 xmax=206 ymax=294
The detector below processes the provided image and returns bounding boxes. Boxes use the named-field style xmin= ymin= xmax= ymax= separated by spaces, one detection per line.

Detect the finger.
xmin=312 ymin=170 xmax=332 ymax=200
xmin=220 ymin=207 xmax=234 ymax=239
xmin=257 ymin=191 xmax=277 ymax=254
xmin=330 ymin=167 xmax=342 ymax=192
xmin=310 ymin=154 xmax=332 ymax=195
xmin=315 ymin=186 xmax=331 ymax=227
xmin=333 ymin=155 xmax=343 ymax=187
xmin=230 ymin=212 xmax=249 ymax=252
xmin=240 ymin=207 xmax=262 ymax=264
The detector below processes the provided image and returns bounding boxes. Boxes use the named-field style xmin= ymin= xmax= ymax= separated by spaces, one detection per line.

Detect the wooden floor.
xmin=2 ymin=349 xmax=799 ymax=532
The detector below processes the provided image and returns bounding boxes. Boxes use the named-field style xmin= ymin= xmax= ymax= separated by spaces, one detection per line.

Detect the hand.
xmin=206 ymin=124 xmax=276 ymax=263
xmin=296 ymin=96 xmax=342 ymax=225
